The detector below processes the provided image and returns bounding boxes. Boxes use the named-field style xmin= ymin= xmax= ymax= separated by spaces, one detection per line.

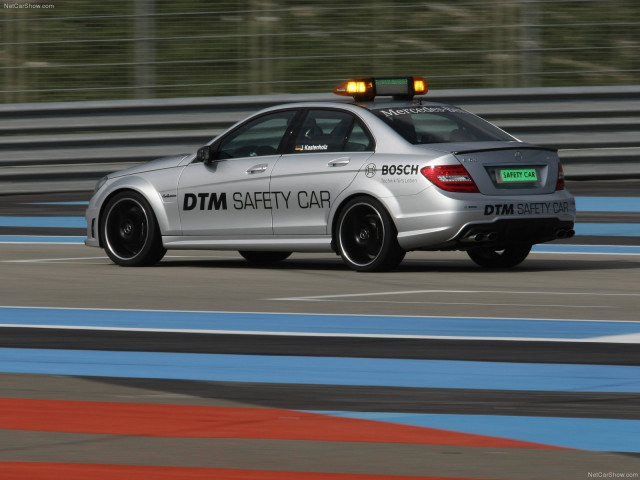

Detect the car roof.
xmin=255 ymin=98 xmax=462 ymax=116
xmin=357 ymin=98 xmax=454 ymax=110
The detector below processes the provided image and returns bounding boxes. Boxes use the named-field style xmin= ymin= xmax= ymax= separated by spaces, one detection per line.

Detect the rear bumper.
xmin=406 ymin=217 xmax=575 ymax=252
xmin=442 ymin=217 xmax=575 ymax=251
xmin=392 ymin=189 xmax=576 ymax=251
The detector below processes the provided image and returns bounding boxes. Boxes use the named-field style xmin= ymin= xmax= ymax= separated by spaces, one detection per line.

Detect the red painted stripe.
xmin=0 ymin=398 xmax=562 ymax=449
xmin=0 ymin=462 xmax=498 ymax=480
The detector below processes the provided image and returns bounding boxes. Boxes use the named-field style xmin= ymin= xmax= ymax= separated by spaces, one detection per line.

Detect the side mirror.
xmin=196 ymin=145 xmax=213 ymax=163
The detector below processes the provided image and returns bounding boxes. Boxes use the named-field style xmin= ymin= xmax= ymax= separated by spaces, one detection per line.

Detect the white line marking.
xmin=271 ymin=289 xmax=640 ymax=301
xmin=1 ymin=257 xmax=108 ymax=263
xmin=1 ymin=324 xmax=639 ymax=343
xmin=0 ymin=254 xmax=234 ymax=263
xmin=589 ymin=333 xmax=640 ymax=343
xmin=1 ymin=305 xmax=638 ymax=324
xmin=276 ymin=299 xmax=612 ymax=309
xmin=0 ymin=239 xmax=85 ymax=245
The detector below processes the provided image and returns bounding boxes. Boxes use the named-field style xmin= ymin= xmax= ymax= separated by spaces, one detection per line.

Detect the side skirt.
xmin=162 ymin=235 xmax=333 ymax=252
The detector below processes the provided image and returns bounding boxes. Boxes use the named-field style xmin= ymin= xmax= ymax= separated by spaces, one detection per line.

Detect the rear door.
xmin=270 ymin=109 xmax=375 ymax=235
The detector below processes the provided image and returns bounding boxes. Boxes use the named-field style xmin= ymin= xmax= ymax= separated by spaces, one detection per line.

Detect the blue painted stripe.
xmin=2 ymin=307 xmax=640 ymax=340
xmin=0 ymin=236 xmax=86 ymax=244
xmin=532 ymin=244 xmax=640 ymax=254
xmin=0 ymin=216 xmax=85 ymax=228
xmin=576 ymin=197 xmax=640 ymax=213
xmin=312 ymin=411 xmax=640 ymax=453
xmin=575 ymin=223 xmax=640 ymax=237
xmin=1 ymin=348 xmax=638 ymax=393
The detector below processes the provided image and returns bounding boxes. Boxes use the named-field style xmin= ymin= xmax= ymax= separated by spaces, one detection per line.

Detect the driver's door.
xmin=178 ymin=110 xmax=297 ymax=236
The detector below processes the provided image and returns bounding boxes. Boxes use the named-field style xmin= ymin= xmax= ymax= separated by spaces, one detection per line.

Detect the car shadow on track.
xmin=397 ymin=258 xmax=640 ymax=273
xmin=154 ymin=255 xmax=639 ymax=273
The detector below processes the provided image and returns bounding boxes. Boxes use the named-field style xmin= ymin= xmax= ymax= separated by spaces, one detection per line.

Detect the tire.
xmin=467 ymin=244 xmax=532 ymax=268
xmin=336 ymin=196 xmax=405 ymax=272
xmin=101 ymin=191 xmax=166 ymax=266
xmin=239 ymin=251 xmax=291 ymax=265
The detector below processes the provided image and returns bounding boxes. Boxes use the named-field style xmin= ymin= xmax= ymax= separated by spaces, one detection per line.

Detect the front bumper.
xmin=84 ymin=205 xmax=100 ymax=247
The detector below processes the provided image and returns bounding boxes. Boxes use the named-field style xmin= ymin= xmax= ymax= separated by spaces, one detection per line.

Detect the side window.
xmin=217 ymin=110 xmax=296 ymax=159
xmin=345 ymin=121 xmax=374 ymax=152
xmin=291 ymin=110 xmax=372 ymax=154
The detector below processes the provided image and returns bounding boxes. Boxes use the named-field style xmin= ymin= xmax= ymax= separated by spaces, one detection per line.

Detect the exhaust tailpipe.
xmin=555 ymin=229 xmax=575 ymax=239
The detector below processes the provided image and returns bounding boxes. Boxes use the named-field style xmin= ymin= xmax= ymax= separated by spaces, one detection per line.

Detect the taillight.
xmin=421 ymin=164 xmax=479 ymax=193
xmin=556 ymin=163 xmax=565 ymax=191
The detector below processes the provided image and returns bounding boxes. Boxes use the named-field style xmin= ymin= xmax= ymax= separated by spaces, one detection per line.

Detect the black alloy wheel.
xmin=467 ymin=244 xmax=532 ymax=268
xmin=101 ymin=191 xmax=166 ymax=266
xmin=336 ymin=196 xmax=405 ymax=272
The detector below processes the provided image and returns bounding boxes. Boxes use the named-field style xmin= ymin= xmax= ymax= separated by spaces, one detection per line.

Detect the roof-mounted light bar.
xmin=333 ymin=76 xmax=428 ymax=101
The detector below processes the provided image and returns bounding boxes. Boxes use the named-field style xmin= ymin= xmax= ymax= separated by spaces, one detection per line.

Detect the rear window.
xmin=372 ymin=105 xmax=515 ymax=144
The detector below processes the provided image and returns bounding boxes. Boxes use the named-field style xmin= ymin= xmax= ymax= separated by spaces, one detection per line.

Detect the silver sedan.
xmin=85 ymin=77 xmax=576 ymax=271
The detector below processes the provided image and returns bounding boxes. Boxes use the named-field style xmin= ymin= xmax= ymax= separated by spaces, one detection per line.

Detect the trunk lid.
xmin=450 ymin=144 xmax=560 ymax=195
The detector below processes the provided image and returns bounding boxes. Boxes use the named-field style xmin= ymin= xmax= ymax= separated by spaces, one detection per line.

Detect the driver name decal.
xmin=295 ymin=144 xmax=328 ymax=151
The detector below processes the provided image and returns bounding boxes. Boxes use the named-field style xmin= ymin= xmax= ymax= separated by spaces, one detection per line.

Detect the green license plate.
xmin=500 ymin=168 xmax=538 ymax=182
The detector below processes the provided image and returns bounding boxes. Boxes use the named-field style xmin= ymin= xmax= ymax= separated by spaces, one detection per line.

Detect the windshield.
xmin=372 ymin=105 xmax=515 ymax=145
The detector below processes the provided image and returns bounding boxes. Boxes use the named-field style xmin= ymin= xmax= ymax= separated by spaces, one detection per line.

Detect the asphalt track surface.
xmin=0 ymin=180 xmax=639 ymax=480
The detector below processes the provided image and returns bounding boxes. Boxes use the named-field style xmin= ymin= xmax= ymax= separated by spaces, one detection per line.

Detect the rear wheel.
xmin=336 ymin=196 xmax=405 ymax=272
xmin=101 ymin=191 xmax=166 ymax=266
xmin=239 ymin=251 xmax=291 ymax=265
xmin=467 ymin=244 xmax=532 ymax=268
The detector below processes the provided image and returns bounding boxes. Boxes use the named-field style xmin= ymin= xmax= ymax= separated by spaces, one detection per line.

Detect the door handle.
xmin=328 ymin=157 xmax=350 ymax=167
xmin=246 ymin=164 xmax=268 ymax=174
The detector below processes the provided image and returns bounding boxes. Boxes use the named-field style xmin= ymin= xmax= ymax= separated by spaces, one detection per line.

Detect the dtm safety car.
xmin=85 ymin=76 xmax=576 ymax=272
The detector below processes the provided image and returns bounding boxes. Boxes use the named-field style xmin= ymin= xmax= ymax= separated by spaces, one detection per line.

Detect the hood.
xmin=108 ymin=154 xmax=191 ymax=178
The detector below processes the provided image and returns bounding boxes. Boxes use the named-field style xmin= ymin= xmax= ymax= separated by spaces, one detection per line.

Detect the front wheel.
xmin=467 ymin=244 xmax=532 ymax=268
xmin=336 ymin=197 xmax=405 ymax=272
xmin=101 ymin=191 xmax=166 ymax=266
xmin=239 ymin=251 xmax=291 ymax=265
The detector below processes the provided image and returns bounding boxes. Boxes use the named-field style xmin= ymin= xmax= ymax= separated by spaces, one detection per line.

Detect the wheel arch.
xmin=329 ymin=191 xmax=399 ymax=252
xmin=97 ymin=182 xmax=166 ymax=248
